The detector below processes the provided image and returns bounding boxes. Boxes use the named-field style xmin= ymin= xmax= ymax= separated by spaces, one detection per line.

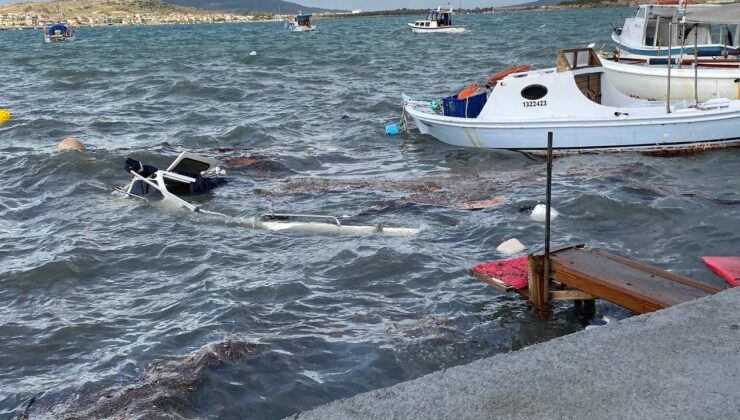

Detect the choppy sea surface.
xmin=1 ymin=8 xmax=738 ymax=419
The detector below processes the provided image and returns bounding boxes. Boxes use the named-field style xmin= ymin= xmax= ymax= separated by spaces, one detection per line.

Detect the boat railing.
xmin=557 ymin=48 xmax=602 ymax=72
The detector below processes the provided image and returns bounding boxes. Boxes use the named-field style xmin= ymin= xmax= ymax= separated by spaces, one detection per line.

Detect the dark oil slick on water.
xmin=1 ymin=8 xmax=738 ymax=419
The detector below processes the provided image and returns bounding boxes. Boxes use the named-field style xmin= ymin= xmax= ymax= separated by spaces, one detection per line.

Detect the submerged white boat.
xmin=117 ymin=151 xmax=416 ymax=236
xmin=408 ymin=7 xmax=466 ymax=33
xmin=286 ymin=12 xmax=316 ymax=32
xmin=403 ymin=48 xmax=740 ymax=152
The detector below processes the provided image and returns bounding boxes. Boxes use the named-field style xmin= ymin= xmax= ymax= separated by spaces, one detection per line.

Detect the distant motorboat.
xmin=286 ymin=11 xmax=316 ymax=32
xmin=43 ymin=0 xmax=75 ymax=43
xmin=408 ymin=6 xmax=466 ymax=34
xmin=403 ymin=48 xmax=740 ymax=152
xmin=43 ymin=23 xmax=75 ymax=43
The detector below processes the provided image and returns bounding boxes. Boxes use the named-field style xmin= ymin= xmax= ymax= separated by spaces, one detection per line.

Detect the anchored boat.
xmin=403 ymin=48 xmax=740 ymax=152
xmin=116 ymin=151 xmax=417 ymax=236
xmin=286 ymin=12 xmax=316 ymax=32
xmin=611 ymin=2 xmax=739 ymax=60
xmin=408 ymin=6 xmax=466 ymax=33
xmin=43 ymin=0 xmax=75 ymax=43
xmin=603 ymin=2 xmax=740 ymax=101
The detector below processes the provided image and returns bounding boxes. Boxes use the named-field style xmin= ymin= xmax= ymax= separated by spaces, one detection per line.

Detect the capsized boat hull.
xmin=600 ymin=56 xmax=740 ymax=101
xmin=405 ymin=99 xmax=740 ymax=151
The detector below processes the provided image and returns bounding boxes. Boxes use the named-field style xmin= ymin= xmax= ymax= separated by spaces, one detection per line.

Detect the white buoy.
xmin=496 ymin=238 xmax=525 ymax=256
xmin=249 ymin=51 xmax=257 ymax=56
xmin=530 ymin=204 xmax=559 ymax=222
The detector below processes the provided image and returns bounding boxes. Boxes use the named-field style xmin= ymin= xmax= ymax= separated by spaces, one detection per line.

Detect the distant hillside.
xmin=511 ymin=0 xmax=564 ymax=6
xmin=0 ymin=0 xmax=208 ymax=16
xmin=164 ymin=0 xmax=343 ymax=14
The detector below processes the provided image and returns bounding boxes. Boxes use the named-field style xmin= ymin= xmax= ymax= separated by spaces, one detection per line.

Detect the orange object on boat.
xmin=486 ymin=64 xmax=531 ymax=86
xmin=458 ymin=82 xmax=479 ymax=100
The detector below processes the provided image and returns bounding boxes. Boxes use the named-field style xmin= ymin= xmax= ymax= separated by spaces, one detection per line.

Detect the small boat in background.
xmin=286 ymin=11 xmax=316 ymax=32
xmin=43 ymin=0 xmax=75 ymax=43
xmin=403 ymin=48 xmax=740 ymax=152
xmin=408 ymin=6 xmax=466 ymax=33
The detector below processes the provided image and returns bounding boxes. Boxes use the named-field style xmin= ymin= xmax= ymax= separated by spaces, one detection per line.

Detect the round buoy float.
xmin=486 ymin=64 xmax=532 ymax=87
xmin=0 ymin=109 xmax=10 ymax=126
xmin=57 ymin=137 xmax=85 ymax=152
xmin=457 ymin=82 xmax=479 ymax=100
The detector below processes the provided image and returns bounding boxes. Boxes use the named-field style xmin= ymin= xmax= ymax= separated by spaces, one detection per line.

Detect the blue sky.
xmin=0 ymin=0 xmax=525 ymax=9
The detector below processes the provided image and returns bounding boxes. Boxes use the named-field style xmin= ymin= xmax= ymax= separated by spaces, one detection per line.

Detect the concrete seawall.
xmin=290 ymin=287 xmax=740 ymax=419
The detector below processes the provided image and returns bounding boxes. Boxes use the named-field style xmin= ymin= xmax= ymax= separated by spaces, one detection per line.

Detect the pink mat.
xmin=472 ymin=256 xmax=529 ymax=290
xmin=702 ymin=256 xmax=740 ymax=287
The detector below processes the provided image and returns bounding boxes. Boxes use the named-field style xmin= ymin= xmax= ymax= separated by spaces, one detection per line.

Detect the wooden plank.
xmin=469 ymin=269 xmax=514 ymax=293
xmin=549 ymin=248 xmax=721 ymax=314
xmin=528 ymin=254 xmax=549 ymax=310
xmin=548 ymin=289 xmax=595 ymax=301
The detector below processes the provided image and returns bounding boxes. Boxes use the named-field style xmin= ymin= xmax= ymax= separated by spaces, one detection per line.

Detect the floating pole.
xmin=544 ymin=131 xmax=553 ymax=292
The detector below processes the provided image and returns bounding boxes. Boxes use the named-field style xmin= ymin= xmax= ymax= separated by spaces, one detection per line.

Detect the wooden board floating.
xmin=471 ymin=246 xmax=724 ymax=315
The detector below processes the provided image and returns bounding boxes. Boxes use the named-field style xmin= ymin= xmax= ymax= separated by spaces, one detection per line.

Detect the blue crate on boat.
xmin=442 ymin=91 xmax=488 ymax=118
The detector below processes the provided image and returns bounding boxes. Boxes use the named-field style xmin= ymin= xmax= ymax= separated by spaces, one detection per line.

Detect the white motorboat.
xmin=611 ymin=2 xmax=739 ymax=60
xmin=116 ymin=151 xmax=417 ymax=236
xmin=408 ymin=7 xmax=466 ymax=34
xmin=599 ymin=54 xmax=740 ymax=101
xmin=43 ymin=0 xmax=75 ymax=43
xmin=286 ymin=12 xmax=316 ymax=32
xmin=602 ymin=2 xmax=740 ymax=101
xmin=403 ymin=48 xmax=740 ymax=152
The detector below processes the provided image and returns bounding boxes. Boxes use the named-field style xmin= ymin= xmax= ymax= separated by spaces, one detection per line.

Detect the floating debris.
xmin=530 ymin=203 xmax=559 ymax=222
xmin=50 ymin=336 xmax=266 ymax=419
xmin=57 ymin=137 xmax=85 ymax=152
xmin=497 ymin=238 xmax=525 ymax=256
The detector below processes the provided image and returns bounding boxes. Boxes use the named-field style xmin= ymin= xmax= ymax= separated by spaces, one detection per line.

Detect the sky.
xmin=0 ymin=0 xmax=526 ymax=9
xmin=298 ymin=0 xmax=524 ymax=10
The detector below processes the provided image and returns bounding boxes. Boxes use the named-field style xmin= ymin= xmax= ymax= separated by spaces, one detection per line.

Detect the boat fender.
xmin=486 ymin=64 xmax=532 ymax=87
xmin=457 ymin=82 xmax=478 ymax=100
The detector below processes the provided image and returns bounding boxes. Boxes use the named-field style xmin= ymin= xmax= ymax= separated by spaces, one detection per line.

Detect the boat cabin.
xmin=412 ymin=7 xmax=454 ymax=28
xmin=618 ymin=4 xmax=739 ymax=55
xmin=295 ymin=13 xmax=312 ymax=27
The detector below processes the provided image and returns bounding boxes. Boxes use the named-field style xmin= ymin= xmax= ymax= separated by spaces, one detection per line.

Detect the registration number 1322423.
xmin=523 ymin=100 xmax=547 ymax=108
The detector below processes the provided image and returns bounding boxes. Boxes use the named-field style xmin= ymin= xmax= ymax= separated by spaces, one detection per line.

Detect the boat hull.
xmin=405 ymin=103 xmax=740 ymax=151
xmin=44 ymin=34 xmax=75 ymax=43
xmin=408 ymin=24 xmax=465 ymax=34
xmin=600 ymin=57 xmax=740 ymax=101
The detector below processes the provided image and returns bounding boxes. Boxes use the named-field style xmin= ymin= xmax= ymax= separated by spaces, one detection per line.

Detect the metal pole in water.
xmin=694 ymin=25 xmax=699 ymax=105
xmin=667 ymin=21 xmax=673 ymax=114
xmin=544 ymin=132 xmax=553 ymax=291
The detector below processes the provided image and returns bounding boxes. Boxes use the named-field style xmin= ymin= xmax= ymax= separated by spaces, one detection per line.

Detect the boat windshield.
xmin=297 ymin=15 xmax=311 ymax=26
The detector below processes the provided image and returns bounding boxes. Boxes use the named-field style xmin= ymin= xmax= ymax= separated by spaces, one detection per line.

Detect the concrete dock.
xmin=290 ymin=287 xmax=740 ymax=419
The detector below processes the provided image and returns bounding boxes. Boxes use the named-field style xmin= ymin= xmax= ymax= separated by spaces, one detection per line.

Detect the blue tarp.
xmin=48 ymin=24 xmax=68 ymax=35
